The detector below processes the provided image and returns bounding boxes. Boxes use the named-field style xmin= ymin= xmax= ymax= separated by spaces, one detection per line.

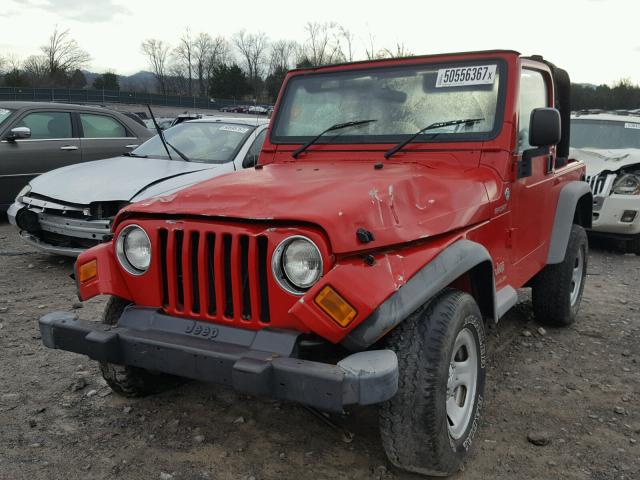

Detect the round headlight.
xmin=272 ymin=236 xmax=323 ymax=294
xmin=116 ymin=225 xmax=151 ymax=275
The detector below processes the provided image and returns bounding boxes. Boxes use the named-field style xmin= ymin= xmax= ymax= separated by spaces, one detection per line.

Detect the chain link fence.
xmin=0 ymin=87 xmax=263 ymax=110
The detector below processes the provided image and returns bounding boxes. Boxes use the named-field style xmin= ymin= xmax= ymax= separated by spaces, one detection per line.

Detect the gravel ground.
xmin=0 ymin=220 xmax=638 ymax=480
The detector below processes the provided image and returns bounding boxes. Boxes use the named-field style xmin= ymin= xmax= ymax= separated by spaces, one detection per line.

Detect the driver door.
xmin=509 ymin=68 xmax=555 ymax=281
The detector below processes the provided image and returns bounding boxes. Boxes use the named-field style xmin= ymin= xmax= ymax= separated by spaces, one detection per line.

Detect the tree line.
xmin=0 ymin=24 xmax=413 ymax=102
xmin=571 ymin=80 xmax=640 ymax=111
xmin=2 ymin=26 xmax=640 ymax=107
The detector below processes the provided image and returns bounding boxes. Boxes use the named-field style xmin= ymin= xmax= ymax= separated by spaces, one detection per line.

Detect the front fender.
xmin=289 ymin=236 xmax=494 ymax=348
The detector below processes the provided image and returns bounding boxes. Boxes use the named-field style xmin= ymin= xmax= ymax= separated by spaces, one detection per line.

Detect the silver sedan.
xmin=8 ymin=117 xmax=268 ymax=256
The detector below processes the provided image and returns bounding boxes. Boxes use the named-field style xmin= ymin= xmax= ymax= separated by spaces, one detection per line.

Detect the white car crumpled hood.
xmin=570 ymin=147 xmax=640 ymax=177
xmin=29 ymin=156 xmax=228 ymax=205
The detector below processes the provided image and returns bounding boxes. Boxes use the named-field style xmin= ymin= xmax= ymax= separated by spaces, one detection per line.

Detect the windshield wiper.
xmin=123 ymin=152 xmax=148 ymax=158
xmin=165 ymin=140 xmax=191 ymax=162
xmin=291 ymin=119 xmax=377 ymax=158
xmin=384 ymin=118 xmax=484 ymax=159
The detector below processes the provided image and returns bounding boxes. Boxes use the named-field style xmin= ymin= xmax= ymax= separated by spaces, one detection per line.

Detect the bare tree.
xmin=337 ymin=26 xmax=355 ymax=62
xmin=205 ymin=36 xmax=230 ymax=93
xmin=194 ymin=33 xmax=213 ymax=96
xmin=173 ymin=28 xmax=194 ymax=96
xmin=302 ymin=22 xmax=344 ymax=67
xmin=141 ymin=38 xmax=170 ymax=95
xmin=41 ymin=27 xmax=91 ymax=77
xmin=380 ymin=42 xmax=413 ymax=59
xmin=23 ymin=55 xmax=50 ymax=87
xmin=0 ymin=55 xmax=6 ymax=75
xmin=233 ymin=30 xmax=269 ymax=87
xmin=269 ymin=39 xmax=297 ymax=74
xmin=364 ymin=32 xmax=378 ymax=60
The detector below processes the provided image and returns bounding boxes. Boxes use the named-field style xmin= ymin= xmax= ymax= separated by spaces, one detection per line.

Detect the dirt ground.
xmin=0 ymin=220 xmax=638 ymax=480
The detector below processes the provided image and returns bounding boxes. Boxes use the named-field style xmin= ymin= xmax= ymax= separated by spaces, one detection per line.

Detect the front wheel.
xmin=99 ymin=297 xmax=185 ymax=397
xmin=379 ymin=289 xmax=486 ymax=476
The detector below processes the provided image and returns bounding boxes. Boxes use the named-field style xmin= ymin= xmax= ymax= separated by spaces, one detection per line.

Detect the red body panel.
xmin=77 ymin=50 xmax=586 ymax=345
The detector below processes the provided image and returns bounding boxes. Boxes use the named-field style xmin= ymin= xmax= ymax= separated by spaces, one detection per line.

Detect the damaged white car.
xmin=7 ymin=117 xmax=268 ymax=256
xmin=571 ymin=113 xmax=640 ymax=253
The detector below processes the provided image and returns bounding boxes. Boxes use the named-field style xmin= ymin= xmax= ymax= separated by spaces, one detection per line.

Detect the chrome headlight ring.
xmin=115 ymin=224 xmax=151 ymax=275
xmin=271 ymin=235 xmax=323 ymax=295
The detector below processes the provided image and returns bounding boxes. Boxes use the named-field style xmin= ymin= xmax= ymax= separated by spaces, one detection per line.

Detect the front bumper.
xmin=8 ymin=199 xmax=110 ymax=256
xmin=39 ymin=308 xmax=398 ymax=412
xmin=591 ymin=194 xmax=640 ymax=236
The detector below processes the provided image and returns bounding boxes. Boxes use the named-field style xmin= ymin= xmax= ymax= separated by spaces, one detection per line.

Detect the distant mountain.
xmin=81 ymin=69 xmax=156 ymax=92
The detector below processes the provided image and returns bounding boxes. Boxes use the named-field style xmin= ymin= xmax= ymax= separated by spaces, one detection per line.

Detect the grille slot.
xmin=257 ymin=235 xmax=270 ymax=323
xmin=223 ymin=234 xmax=233 ymax=318
xmin=175 ymin=230 xmax=184 ymax=310
xmin=159 ymin=226 xmax=270 ymax=326
xmin=205 ymin=233 xmax=216 ymax=315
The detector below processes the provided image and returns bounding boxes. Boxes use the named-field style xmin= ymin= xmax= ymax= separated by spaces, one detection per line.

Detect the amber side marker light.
xmin=78 ymin=259 xmax=97 ymax=283
xmin=314 ymin=286 xmax=357 ymax=327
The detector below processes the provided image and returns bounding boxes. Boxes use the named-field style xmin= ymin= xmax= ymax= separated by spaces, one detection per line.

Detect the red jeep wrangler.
xmin=40 ymin=50 xmax=592 ymax=476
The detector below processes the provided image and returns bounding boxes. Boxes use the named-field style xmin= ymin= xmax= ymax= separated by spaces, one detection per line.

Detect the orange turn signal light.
xmin=78 ymin=259 xmax=97 ymax=283
xmin=314 ymin=286 xmax=357 ymax=327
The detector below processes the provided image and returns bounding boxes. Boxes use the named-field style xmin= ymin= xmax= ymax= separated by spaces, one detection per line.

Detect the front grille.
xmin=586 ymin=174 xmax=608 ymax=196
xmin=159 ymin=227 xmax=270 ymax=325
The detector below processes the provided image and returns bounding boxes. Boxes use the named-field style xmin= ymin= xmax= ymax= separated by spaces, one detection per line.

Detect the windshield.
xmin=133 ymin=121 xmax=255 ymax=163
xmin=571 ymin=119 xmax=640 ymax=149
xmin=0 ymin=108 xmax=14 ymax=127
xmin=272 ymin=60 xmax=505 ymax=144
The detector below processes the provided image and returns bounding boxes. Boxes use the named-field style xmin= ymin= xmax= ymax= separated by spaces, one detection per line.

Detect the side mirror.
xmin=243 ymin=153 xmax=259 ymax=169
xmin=6 ymin=126 xmax=31 ymax=141
xmin=529 ymin=108 xmax=561 ymax=147
xmin=517 ymin=108 xmax=560 ymax=179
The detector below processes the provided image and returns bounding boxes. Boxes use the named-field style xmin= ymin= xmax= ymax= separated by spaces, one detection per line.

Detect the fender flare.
xmin=342 ymin=239 xmax=496 ymax=351
xmin=547 ymin=181 xmax=592 ymax=264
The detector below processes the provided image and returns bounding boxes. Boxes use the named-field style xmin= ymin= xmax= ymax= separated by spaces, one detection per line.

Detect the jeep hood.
xmin=570 ymin=147 xmax=640 ymax=176
xmin=125 ymin=161 xmax=494 ymax=254
xmin=29 ymin=156 xmax=224 ymax=205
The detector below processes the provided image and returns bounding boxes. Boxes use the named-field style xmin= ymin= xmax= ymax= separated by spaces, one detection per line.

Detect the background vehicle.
xmin=0 ymin=101 xmax=152 ymax=210
xmin=39 ymin=51 xmax=591 ymax=477
xmin=8 ymin=117 xmax=268 ymax=256
xmin=143 ymin=117 xmax=174 ymax=131
xmin=571 ymin=113 xmax=640 ymax=253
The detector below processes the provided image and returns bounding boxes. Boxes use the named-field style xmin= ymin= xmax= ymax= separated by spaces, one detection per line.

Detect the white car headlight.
xmin=116 ymin=225 xmax=151 ymax=275
xmin=16 ymin=184 xmax=31 ymax=202
xmin=272 ymin=236 xmax=323 ymax=294
xmin=612 ymin=173 xmax=640 ymax=195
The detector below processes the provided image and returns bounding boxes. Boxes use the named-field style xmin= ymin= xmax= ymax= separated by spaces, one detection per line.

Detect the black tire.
xmin=99 ymin=297 xmax=184 ymax=397
xmin=532 ymin=224 xmax=588 ymax=327
xmin=624 ymin=235 xmax=640 ymax=255
xmin=379 ymin=289 xmax=487 ymax=476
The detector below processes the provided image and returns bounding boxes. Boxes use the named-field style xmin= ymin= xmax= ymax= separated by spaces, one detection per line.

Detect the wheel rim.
xmin=446 ymin=327 xmax=478 ymax=440
xmin=570 ymin=246 xmax=585 ymax=307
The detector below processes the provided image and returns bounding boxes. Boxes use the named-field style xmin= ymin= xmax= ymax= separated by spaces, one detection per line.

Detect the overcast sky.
xmin=1 ymin=0 xmax=639 ymax=85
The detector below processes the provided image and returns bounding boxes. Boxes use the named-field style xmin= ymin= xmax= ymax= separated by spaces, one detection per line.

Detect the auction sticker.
xmin=219 ymin=125 xmax=250 ymax=133
xmin=624 ymin=122 xmax=640 ymax=130
xmin=436 ymin=64 xmax=497 ymax=88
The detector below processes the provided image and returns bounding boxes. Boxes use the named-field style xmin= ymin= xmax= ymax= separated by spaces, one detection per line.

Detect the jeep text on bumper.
xmin=39 ymin=308 xmax=398 ymax=412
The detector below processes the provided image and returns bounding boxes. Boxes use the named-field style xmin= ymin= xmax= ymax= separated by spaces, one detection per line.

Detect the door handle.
xmin=60 ymin=145 xmax=79 ymax=151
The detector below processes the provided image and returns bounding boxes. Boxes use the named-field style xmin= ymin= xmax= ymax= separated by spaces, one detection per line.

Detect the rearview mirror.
xmin=529 ymin=108 xmax=561 ymax=147
xmin=6 ymin=126 xmax=31 ymax=141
